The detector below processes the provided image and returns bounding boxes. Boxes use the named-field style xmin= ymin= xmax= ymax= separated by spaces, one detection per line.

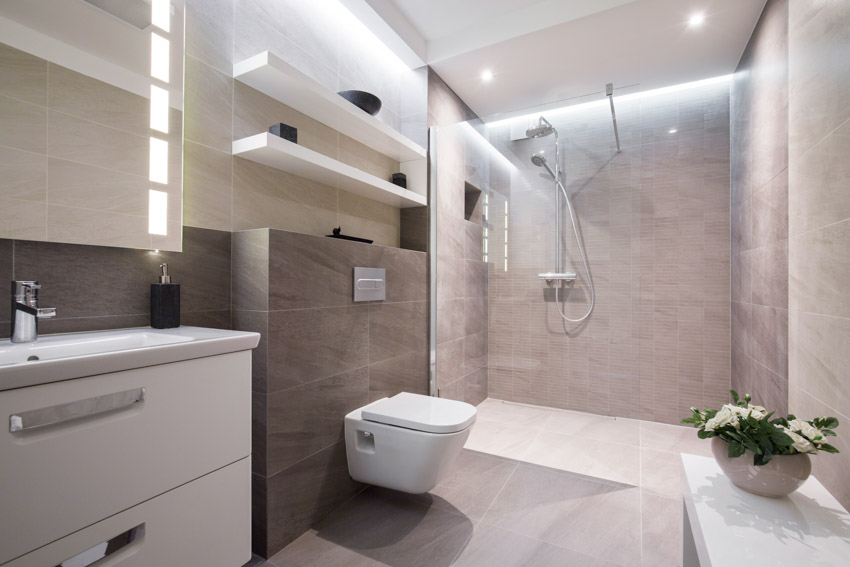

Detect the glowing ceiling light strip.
xmin=150 ymin=85 xmax=169 ymax=133
xmin=149 ymin=137 xmax=168 ymax=184
xmin=152 ymin=0 xmax=171 ymax=32
xmin=148 ymin=189 xmax=168 ymax=235
xmin=151 ymin=33 xmax=169 ymax=83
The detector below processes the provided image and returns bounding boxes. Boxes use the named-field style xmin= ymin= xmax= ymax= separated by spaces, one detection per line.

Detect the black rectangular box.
xmin=270 ymin=123 xmax=298 ymax=143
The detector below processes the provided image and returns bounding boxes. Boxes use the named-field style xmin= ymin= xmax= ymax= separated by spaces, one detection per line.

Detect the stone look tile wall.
xmin=730 ymin=0 xmax=790 ymax=413
xmin=183 ymin=0 xmax=428 ymax=247
xmin=787 ymin=1 xmax=850 ymax=510
xmin=0 ymin=43 xmax=182 ymax=250
xmin=429 ymin=70 xmax=491 ymax=405
xmin=485 ymin=82 xmax=732 ymax=424
xmin=232 ymin=229 xmax=427 ymax=556
xmin=0 ymin=227 xmax=232 ymax=338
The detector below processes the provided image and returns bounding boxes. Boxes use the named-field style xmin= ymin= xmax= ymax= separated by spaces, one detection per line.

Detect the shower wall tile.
xmin=482 ymin=79 xmax=732 ymax=424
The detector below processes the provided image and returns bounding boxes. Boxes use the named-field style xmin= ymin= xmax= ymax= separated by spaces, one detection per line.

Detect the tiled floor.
xmin=251 ymin=399 xmax=713 ymax=567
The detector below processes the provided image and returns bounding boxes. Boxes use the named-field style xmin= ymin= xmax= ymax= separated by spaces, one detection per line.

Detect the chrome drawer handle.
xmin=55 ymin=524 xmax=144 ymax=567
xmin=10 ymin=387 xmax=146 ymax=433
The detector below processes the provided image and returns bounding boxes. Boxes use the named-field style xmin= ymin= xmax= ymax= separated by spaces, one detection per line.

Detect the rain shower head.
xmin=526 ymin=116 xmax=556 ymax=139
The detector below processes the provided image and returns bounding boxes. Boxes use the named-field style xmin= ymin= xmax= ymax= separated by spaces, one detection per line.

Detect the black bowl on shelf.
xmin=338 ymin=90 xmax=382 ymax=116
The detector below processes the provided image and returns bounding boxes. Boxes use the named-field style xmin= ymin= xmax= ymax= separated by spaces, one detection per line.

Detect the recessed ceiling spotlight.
xmin=669 ymin=128 xmax=678 ymax=134
xmin=481 ymin=69 xmax=494 ymax=82
xmin=688 ymin=12 xmax=705 ymax=28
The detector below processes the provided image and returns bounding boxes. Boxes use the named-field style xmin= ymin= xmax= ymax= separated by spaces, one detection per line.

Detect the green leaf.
xmin=822 ymin=429 xmax=836 ymax=437
xmin=730 ymin=390 xmax=740 ymax=404
xmin=819 ymin=443 xmax=840 ymax=454
xmin=727 ymin=442 xmax=746 ymax=458
xmin=697 ymin=429 xmax=714 ymax=439
xmin=770 ymin=430 xmax=794 ymax=447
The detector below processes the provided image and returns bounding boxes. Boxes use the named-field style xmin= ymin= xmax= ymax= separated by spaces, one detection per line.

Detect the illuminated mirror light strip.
xmin=152 ymin=0 xmax=171 ymax=32
xmin=151 ymin=33 xmax=170 ymax=83
xmin=149 ymin=137 xmax=169 ymax=184
xmin=504 ymin=201 xmax=509 ymax=273
xmin=150 ymin=85 xmax=169 ymax=133
xmin=148 ymin=190 xmax=168 ymax=235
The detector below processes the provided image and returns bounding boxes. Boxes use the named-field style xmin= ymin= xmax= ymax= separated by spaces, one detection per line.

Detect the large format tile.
xmin=233 ymin=309 xmax=269 ymax=393
xmin=271 ymin=487 xmax=473 ymax=567
xmin=639 ymin=448 xmax=683 ymax=498
xmin=0 ymin=239 xmax=13 ymax=338
xmin=640 ymin=421 xmax=713 ymax=457
xmin=368 ymin=349 xmax=428 ymax=401
xmin=0 ymin=197 xmax=47 ymax=241
xmin=368 ymin=301 xmax=427 ymax=364
xmin=232 ymin=229 xmax=269 ymax=311
xmin=543 ymin=410 xmax=641 ymax=445
xmin=0 ymin=145 xmax=46 ymax=202
xmin=264 ymin=441 xmax=364 ymax=556
xmin=47 ymin=111 xmax=147 ymax=177
xmin=789 ymin=218 xmax=850 ymax=319
xmin=183 ymin=55 xmax=233 ymax=152
xmin=464 ymin=419 xmax=542 ymax=461
xmin=183 ymin=140 xmax=233 ymax=231
xmin=267 ymin=306 xmax=369 ymax=393
xmin=482 ymin=464 xmax=642 ymax=566
xmin=464 ymin=366 xmax=488 ymax=406
xmin=790 ymin=310 xmax=850 ymax=419
xmin=452 ymin=524 xmax=621 ymax=567
xmin=0 ymin=42 xmax=47 ymax=106
xmin=641 ymin=491 xmax=682 ymax=567
xmin=523 ymin=430 xmax=640 ymax=486
xmin=266 ymin=367 xmax=369 ymax=476
xmin=47 ymin=158 xmax=147 ymax=216
xmin=475 ymin=399 xmax=552 ymax=429
xmin=185 ymin=0 xmax=233 ymax=75
xmin=337 ymin=190 xmax=400 ymax=248
xmin=0 ymin=94 xmax=46 ymax=154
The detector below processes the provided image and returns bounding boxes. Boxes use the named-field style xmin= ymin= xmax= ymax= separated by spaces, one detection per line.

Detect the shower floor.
xmin=252 ymin=399 xmax=711 ymax=567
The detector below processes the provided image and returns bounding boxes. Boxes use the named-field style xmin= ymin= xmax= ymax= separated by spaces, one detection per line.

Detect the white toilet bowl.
xmin=344 ymin=392 xmax=477 ymax=494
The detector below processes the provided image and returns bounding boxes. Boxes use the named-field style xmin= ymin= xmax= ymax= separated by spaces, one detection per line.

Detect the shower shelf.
xmin=232 ymin=133 xmax=427 ymax=208
xmin=233 ymin=51 xmax=427 ymax=163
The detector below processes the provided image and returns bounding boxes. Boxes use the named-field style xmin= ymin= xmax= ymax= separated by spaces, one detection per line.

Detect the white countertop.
xmin=681 ymin=453 xmax=850 ymax=566
xmin=0 ymin=326 xmax=260 ymax=391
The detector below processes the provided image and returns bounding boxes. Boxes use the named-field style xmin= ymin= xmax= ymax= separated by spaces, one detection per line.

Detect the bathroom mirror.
xmin=0 ymin=0 xmax=185 ymax=251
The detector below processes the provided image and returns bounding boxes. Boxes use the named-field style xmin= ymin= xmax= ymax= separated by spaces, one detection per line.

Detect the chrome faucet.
xmin=10 ymin=281 xmax=56 ymax=343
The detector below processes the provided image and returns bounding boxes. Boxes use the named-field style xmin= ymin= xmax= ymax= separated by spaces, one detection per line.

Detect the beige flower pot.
xmin=711 ymin=437 xmax=812 ymax=498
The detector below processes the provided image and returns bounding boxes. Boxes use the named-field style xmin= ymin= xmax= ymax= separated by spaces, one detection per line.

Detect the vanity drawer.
xmin=0 ymin=351 xmax=251 ymax=565
xmin=4 ymin=457 xmax=251 ymax=567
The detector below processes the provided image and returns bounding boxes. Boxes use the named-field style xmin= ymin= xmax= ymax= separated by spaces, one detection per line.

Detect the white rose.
xmin=789 ymin=419 xmax=823 ymax=442
xmin=782 ymin=427 xmax=818 ymax=454
xmin=705 ymin=406 xmax=739 ymax=431
xmin=727 ymin=404 xmax=766 ymax=420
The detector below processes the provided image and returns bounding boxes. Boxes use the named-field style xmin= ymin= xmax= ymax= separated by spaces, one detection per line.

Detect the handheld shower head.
xmin=531 ymin=151 xmax=547 ymax=167
xmin=526 ymin=116 xmax=556 ymax=139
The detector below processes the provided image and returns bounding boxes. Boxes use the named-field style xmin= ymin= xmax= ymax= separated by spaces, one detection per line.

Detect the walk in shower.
xmin=430 ymin=78 xmax=733 ymax=424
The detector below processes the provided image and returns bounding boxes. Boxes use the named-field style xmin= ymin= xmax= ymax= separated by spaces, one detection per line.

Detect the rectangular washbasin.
xmin=0 ymin=326 xmax=260 ymax=391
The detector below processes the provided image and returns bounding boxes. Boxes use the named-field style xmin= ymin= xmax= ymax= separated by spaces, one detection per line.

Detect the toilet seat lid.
xmin=361 ymin=392 xmax=477 ymax=434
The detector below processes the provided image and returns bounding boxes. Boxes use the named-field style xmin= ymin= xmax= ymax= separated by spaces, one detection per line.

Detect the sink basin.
xmin=0 ymin=327 xmax=260 ymax=391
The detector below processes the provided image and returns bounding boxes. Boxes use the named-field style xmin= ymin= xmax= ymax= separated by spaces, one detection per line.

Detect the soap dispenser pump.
xmin=151 ymin=263 xmax=180 ymax=329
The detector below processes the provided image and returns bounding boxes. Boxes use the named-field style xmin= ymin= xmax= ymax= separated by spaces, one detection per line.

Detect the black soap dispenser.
xmin=151 ymin=263 xmax=180 ymax=329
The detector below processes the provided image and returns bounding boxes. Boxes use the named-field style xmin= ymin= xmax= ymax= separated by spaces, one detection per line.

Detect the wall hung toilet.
xmin=344 ymin=392 xmax=477 ymax=494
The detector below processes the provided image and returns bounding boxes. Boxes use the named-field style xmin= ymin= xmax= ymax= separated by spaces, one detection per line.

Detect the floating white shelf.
xmin=233 ymin=51 xmax=427 ymax=163
xmin=232 ymin=133 xmax=427 ymax=209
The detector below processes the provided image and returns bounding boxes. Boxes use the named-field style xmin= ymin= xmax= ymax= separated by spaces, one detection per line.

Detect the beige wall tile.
xmin=184 ymin=55 xmax=233 ymax=152
xmin=0 ymin=145 xmax=45 ymax=201
xmin=337 ymin=190 xmax=400 ymax=248
xmin=48 ymin=110 xmax=148 ymax=176
xmin=0 ymin=42 xmax=47 ymax=106
xmin=0 ymin=197 xmax=46 ymax=240
xmin=47 ymin=157 xmax=148 ymax=216
xmin=48 ymin=63 xmax=148 ymax=136
xmin=46 ymin=205 xmax=149 ymax=249
xmin=183 ymin=141 xmax=233 ymax=231
xmin=232 ymin=158 xmax=337 ymax=236
xmin=0 ymin=94 xmax=46 ymax=153
xmin=337 ymin=134 xmax=399 ymax=181
xmin=789 ymin=219 xmax=850 ymax=319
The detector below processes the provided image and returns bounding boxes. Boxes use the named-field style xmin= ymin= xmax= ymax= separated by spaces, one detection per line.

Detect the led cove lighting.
xmin=481 ymin=70 xmax=494 ymax=82
xmin=148 ymin=189 xmax=168 ymax=235
xmin=152 ymin=0 xmax=170 ymax=32
xmin=150 ymin=85 xmax=169 ymax=133
xmin=688 ymin=12 xmax=705 ymax=27
xmin=149 ymin=137 xmax=169 ymax=184
xmin=151 ymin=33 xmax=170 ymax=83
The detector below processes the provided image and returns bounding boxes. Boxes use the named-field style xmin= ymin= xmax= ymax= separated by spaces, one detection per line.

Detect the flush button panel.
xmin=353 ymin=267 xmax=386 ymax=302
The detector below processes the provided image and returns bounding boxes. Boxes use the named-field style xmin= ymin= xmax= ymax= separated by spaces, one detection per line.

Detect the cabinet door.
xmin=5 ymin=458 xmax=251 ymax=567
xmin=0 ymin=351 xmax=251 ymax=564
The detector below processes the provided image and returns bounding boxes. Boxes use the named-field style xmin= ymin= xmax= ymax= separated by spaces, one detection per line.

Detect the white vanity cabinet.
xmin=0 ymin=327 xmax=259 ymax=567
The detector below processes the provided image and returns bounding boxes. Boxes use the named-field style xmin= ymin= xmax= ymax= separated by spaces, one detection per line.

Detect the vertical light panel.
xmin=148 ymin=190 xmax=168 ymax=235
xmin=504 ymin=201 xmax=509 ymax=272
xmin=150 ymin=85 xmax=169 ymax=133
xmin=149 ymin=137 xmax=169 ymax=184
xmin=151 ymin=0 xmax=171 ymax=32
xmin=151 ymin=33 xmax=170 ymax=83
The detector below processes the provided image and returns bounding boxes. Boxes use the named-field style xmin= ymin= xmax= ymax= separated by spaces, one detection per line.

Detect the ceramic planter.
xmin=711 ymin=437 xmax=812 ymax=497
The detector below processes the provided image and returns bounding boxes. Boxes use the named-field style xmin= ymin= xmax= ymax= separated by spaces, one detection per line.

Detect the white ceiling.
xmin=361 ymin=0 xmax=767 ymax=119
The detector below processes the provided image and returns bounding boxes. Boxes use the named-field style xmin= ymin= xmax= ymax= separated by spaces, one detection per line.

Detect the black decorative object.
xmin=151 ymin=263 xmax=180 ymax=329
xmin=391 ymin=172 xmax=407 ymax=189
xmin=326 ymin=226 xmax=373 ymax=244
xmin=338 ymin=90 xmax=382 ymax=116
xmin=270 ymin=122 xmax=297 ymax=143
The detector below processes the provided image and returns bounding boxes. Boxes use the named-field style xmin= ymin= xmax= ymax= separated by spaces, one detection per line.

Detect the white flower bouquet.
xmin=683 ymin=390 xmax=839 ymax=466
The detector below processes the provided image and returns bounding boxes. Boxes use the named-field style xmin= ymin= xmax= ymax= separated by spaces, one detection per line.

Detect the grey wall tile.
xmin=232 ymin=229 xmax=270 ymax=312
xmin=252 ymin=392 xmax=268 ymax=476
xmin=267 ymin=306 xmax=369 ymax=393
xmin=369 ymin=301 xmax=427 ymax=364
xmin=0 ymin=239 xmax=12 ymax=338
xmin=233 ymin=309 xmax=269 ymax=394
xmin=264 ymin=441 xmax=364 ymax=556
xmin=375 ymin=246 xmax=427 ymax=303
xmin=400 ymin=207 xmax=427 ymax=252
xmin=266 ymin=367 xmax=368 ymax=476
xmin=464 ymin=367 xmax=488 ymax=406
xmin=369 ymin=350 xmax=429 ymax=401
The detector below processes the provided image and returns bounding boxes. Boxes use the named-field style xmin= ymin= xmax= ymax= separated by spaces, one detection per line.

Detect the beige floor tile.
xmin=543 ymin=410 xmax=641 ymax=445
xmin=475 ymin=398 xmax=553 ymax=429
xmin=482 ymin=464 xmax=642 ymax=566
xmin=463 ymin=418 xmax=542 ymax=461
xmin=524 ymin=431 xmax=640 ymax=486
xmin=640 ymin=421 xmax=713 ymax=457
xmin=640 ymin=448 xmax=684 ymax=499
xmin=641 ymin=491 xmax=682 ymax=567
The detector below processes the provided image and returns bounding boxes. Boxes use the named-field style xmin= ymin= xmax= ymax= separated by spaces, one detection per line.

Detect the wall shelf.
xmin=232 ymin=133 xmax=427 ymax=209
xmin=233 ymin=51 xmax=427 ymax=163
